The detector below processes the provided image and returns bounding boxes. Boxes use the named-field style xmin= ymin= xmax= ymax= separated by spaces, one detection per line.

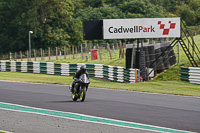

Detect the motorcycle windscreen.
xmin=79 ymin=74 xmax=90 ymax=83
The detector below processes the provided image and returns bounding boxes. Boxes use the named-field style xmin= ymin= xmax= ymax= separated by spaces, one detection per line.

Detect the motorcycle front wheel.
xmin=72 ymin=85 xmax=78 ymax=101
xmin=80 ymin=86 xmax=86 ymax=102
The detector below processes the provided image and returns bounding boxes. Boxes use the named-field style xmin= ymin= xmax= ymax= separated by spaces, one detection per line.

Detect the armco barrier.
xmin=180 ymin=66 xmax=200 ymax=84
xmin=0 ymin=61 xmax=140 ymax=83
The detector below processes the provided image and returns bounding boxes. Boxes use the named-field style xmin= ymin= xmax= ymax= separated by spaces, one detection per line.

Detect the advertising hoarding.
xmin=103 ymin=18 xmax=180 ymax=39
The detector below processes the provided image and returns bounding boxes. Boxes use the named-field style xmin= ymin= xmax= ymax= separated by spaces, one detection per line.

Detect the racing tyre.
xmin=72 ymin=85 xmax=78 ymax=101
xmin=80 ymin=87 xmax=86 ymax=102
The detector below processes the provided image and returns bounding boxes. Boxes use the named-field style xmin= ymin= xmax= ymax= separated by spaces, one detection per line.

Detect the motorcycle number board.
xmin=103 ymin=18 xmax=180 ymax=39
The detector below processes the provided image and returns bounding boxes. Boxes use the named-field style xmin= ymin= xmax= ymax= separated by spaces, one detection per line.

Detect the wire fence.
xmin=1 ymin=42 xmax=126 ymax=62
xmin=0 ymin=38 xmax=174 ymax=62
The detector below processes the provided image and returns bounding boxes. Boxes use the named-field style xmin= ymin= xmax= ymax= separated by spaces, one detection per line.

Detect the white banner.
xmin=103 ymin=18 xmax=180 ymax=39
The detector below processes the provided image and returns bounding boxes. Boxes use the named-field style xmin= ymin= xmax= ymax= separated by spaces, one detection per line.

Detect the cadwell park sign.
xmin=103 ymin=18 xmax=180 ymax=39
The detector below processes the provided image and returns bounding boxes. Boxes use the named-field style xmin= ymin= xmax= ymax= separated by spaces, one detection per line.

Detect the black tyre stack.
xmin=155 ymin=48 xmax=165 ymax=72
xmin=143 ymin=47 xmax=150 ymax=67
xmin=161 ymin=46 xmax=170 ymax=69
xmin=168 ymin=47 xmax=176 ymax=66
xmin=147 ymin=45 xmax=157 ymax=76
xmin=125 ymin=42 xmax=176 ymax=78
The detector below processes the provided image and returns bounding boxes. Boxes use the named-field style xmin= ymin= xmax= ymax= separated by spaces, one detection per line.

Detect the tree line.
xmin=0 ymin=0 xmax=200 ymax=56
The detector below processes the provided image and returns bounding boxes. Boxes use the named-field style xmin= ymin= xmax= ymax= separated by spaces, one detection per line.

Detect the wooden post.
xmin=117 ymin=43 xmax=119 ymax=50
xmin=15 ymin=52 xmax=17 ymax=61
xmin=48 ymin=47 xmax=50 ymax=60
xmin=34 ymin=49 xmax=36 ymax=61
xmin=40 ymin=48 xmax=42 ymax=60
xmin=27 ymin=50 xmax=29 ymax=61
xmin=81 ymin=44 xmax=84 ymax=60
xmin=97 ymin=44 xmax=102 ymax=60
xmin=119 ymin=40 xmax=122 ymax=58
xmin=112 ymin=43 xmax=115 ymax=50
xmin=10 ymin=52 xmax=12 ymax=61
xmin=122 ymin=43 xmax=124 ymax=58
xmin=20 ymin=51 xmax=22 ymax=61
xmin=68 ymin=47 xmax=70 ymax=59
xmin=56 ymin=47 xmax=58 ymax=60
xmin=64 ymin=46 xmax=66 ymax=59
xmin=72 ymin=45 xmax=75 ymax=59
xmin=75 ymin=47 xmax=77 ymax=57
xmin=43 ymin=50 xmax=45 ymax=60
xmin=67 ymin=47 xmax=70 ymax=58
xmin=122 ymin=43 xmax=126 ymax=58
xmin=107 ymin=43 xmax=112 ymax=60
xmin=59 ymin=50 xmax=62 ymax=59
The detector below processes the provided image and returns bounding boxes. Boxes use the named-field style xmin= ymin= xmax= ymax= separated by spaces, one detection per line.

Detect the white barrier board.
xmin=103 ymin=18 xmax=180 ymax=39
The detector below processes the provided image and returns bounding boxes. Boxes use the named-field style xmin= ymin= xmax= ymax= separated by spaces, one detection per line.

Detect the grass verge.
xmin=0 ymin=72 xmax=200 ymax=97
xmin=40 ymin=55 xmax=126 ymax=67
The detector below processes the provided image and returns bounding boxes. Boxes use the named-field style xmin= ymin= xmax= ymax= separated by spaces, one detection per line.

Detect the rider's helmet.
xmin=80 ymin=66 xmax=86 ymax=73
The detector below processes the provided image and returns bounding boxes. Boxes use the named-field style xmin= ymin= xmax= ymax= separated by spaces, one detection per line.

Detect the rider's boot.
xmin=71 ymin=84 xmax=75 ymax=93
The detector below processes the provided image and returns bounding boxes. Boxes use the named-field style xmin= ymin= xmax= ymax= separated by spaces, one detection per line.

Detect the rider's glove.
xmin=74 ymin=78 xmax=78 ymax=82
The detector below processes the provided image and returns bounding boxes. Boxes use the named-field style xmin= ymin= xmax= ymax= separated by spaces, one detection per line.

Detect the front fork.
xmin=79 ymin=85 xmax=85 ymax=95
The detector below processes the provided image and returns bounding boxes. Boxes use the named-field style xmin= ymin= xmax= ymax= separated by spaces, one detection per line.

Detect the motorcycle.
xmin=71 ymin=74 xmax=90 ymax=102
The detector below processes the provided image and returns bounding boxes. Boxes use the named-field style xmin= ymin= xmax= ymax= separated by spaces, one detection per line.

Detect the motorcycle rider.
xmin=70 ymin=65 xmax=89 ymax=92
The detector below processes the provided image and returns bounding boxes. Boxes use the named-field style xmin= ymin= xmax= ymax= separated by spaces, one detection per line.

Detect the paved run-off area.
xmin=1 ymin=102 xmax=195 ymax=133
xmin=0 ymin=109 xmax=157 ymax=133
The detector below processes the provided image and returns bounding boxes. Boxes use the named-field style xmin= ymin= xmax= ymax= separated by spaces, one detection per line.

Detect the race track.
xmin=0 ymin=80 xmax=199 ymax=133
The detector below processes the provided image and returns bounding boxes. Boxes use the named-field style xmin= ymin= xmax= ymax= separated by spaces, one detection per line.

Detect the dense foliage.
xmin=0 ymin=0 xmax=200 ymax=55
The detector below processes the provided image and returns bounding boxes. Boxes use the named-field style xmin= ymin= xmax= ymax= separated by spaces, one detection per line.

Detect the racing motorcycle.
xmin=71 ymin=74 xmax=90 ymax=102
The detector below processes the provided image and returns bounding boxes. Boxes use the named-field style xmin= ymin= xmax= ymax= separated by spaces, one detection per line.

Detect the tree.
xmin=77 ymin=4 xmax=125 ymax=20
xmin=0 ymin=0 xmax=81 ymax=55
xmin=119 ymin=0 xmax=164 ymax=18
xmin=175 ymin=4 xmax=196 ymax=25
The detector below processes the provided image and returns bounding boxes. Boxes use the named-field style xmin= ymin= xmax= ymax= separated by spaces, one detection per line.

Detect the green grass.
xmin=153 ymin=64 xmax=182 ymax=81
xmin=45 ymin=57 xmax=125 ymax=67
xmin=0 ymin=72 xmax=200 ymax=97
xmin=39 ymin=49 xmax=126 ymax=67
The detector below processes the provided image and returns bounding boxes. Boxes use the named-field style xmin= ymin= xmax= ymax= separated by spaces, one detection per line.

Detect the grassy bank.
xmin=0 ymin=72 xmax=199 ymax=97
xmin=44 ymin=57 xmax=125 ymax=67
xmin=40 ymin=49 xmax=126 ymax=67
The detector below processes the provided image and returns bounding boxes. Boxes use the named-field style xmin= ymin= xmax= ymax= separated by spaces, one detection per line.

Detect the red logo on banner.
xmin=158 ymin=21 xmax=176 ymax=35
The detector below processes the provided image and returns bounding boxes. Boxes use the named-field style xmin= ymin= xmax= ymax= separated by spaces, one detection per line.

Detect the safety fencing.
xmin=0 ymin=61 xmax=140 ymax=83
xmin=180 ymin=66 xmax=200 ymax=84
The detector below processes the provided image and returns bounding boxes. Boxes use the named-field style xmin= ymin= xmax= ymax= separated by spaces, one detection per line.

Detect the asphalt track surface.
xmin=0 ymin=80 xmax=200 ymax=132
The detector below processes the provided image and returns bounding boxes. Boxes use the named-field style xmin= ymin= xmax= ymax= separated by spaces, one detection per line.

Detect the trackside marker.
xmin=0 ymin=102 xmax=195 ymax=133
